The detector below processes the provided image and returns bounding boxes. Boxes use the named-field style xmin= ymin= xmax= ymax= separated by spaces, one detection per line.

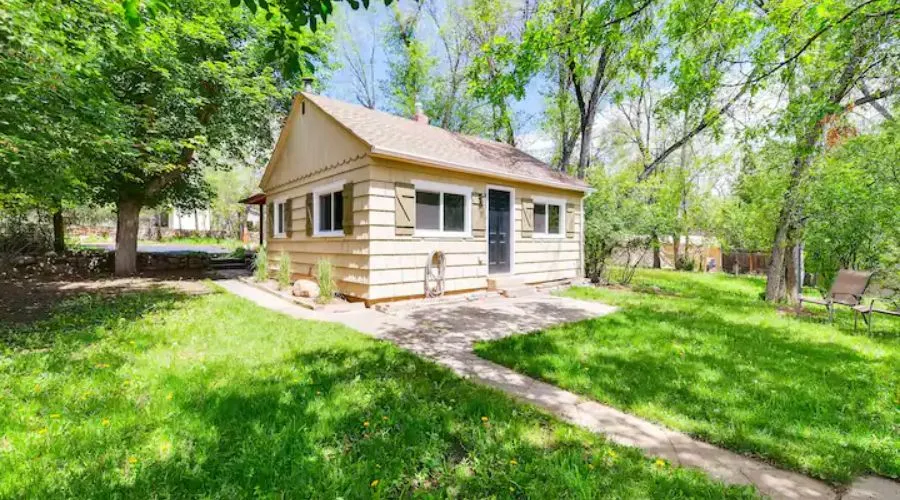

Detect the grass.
xmin=474 ymin=269 xmax=900 ymax=484
xmin=0 ymin=285 xmax=755 ymax=498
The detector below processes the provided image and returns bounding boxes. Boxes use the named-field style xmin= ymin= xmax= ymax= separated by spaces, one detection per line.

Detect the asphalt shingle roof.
xmin=303 ymin=93 xmax=589 ymax=191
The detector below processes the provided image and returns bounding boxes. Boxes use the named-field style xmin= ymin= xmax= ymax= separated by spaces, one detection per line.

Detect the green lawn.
xmin=475 ymin=270 xmax=899 ymax=484
xmin=0 ymin=285 xmax=754 ymax=498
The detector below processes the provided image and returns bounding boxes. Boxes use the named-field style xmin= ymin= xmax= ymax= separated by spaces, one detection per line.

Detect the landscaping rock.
xmin=292 ymin=279 xmax=320 ymax=298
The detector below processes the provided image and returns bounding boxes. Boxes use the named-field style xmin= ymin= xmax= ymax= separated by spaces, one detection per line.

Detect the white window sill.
xmin=272 ymin=233 xmax=287 ymax=239
xmin=313 ymin=231 xmax=344 ymax=238
xmin=414 ymin=229 xmax=472 ymax=238
xmin=533 ymin=232 xmax=565 ymax=239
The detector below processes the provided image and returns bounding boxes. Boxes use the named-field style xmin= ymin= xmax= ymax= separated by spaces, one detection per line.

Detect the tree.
xmin=803 ymin=116 xmax=900 ymax=289
xmin=0 ymin=0 xmax=129 ymax=252
xmin=335 ymin=11 xmax=379 ymax=108
xmin=381 ymin=2 xmax=434 ymax=117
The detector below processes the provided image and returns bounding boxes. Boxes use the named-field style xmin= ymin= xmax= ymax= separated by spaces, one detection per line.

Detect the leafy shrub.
xmin=230 ymin=246 xmax=247 ymax=259
xmin=276 ymin=251 xmax=291 ymax=290
xmin=253 ymin=245 xmax=268 ymax=282
xmin=675 ymin=255 xmax=696 ymax=271
xmin=316 ymin=258 xmax=335 ymax=304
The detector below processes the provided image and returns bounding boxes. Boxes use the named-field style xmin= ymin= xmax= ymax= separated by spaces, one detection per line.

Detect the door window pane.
xmin=319 ymin=194 xmax=332 ymax=231
xmin=416 ymin=191 xmax=440 ymax=230
xmin=333 ymin=192 xmax=343 ymax=230
xmin=534 ymin=203 xmax=546 ymax=233
xmin=549 ymin=204 xmax=561 ymax=234
xmin=443 ymin=193 xmax=465 ymax=232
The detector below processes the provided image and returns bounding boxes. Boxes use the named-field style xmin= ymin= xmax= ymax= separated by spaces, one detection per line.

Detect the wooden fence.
xmin=722 ymin=251 xmax=771 ymax=275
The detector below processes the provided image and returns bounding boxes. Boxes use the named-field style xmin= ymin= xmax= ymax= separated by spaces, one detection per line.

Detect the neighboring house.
xmin=158 ymin=208 xmax=212 ymax=232
xmin=260 ymin=93 xmax=590 ymax=303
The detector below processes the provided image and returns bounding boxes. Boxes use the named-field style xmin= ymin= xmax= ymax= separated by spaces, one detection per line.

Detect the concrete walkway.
xmin=218 ymin=280 xmax=899 ymax=500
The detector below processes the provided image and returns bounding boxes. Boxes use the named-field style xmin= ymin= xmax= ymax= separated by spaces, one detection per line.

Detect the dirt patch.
xmin=0 ymin=271 xmax=217 ymax=326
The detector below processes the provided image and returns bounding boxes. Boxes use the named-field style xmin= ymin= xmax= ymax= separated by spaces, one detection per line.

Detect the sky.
xmin=321 ymin=1 xmax=555 ymax=159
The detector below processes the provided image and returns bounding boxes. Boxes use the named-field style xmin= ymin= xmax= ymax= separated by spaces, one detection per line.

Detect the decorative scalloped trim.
xmin=266 ymin=152 xmax=368 ymax=192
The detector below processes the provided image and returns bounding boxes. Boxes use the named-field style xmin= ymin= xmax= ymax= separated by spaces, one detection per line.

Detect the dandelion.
xmin=481 ymin=416 xmax=489 ymax=423
xmin=363 ymin=421 xmax=369 ymax=428
xmin=165 ymin=392 xmax=173 ymax=401
xmin=370 ymin=479 xmax=379 ymax=488
xmin=606 ymin=449 xmax=618 ymax=459
xmin=654 ymin=458 xmax=666 ymax=468
xmin=127 ymin=456 xmax=138 ymax=464
xmin=509 ymin=459 xmax=518 ymax=465
xmin=101 ymin=418 xmax=110 ymax=426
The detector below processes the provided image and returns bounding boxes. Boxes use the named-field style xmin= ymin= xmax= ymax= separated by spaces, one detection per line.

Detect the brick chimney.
xmin=414 ymin=101 xmax=429 ymax=124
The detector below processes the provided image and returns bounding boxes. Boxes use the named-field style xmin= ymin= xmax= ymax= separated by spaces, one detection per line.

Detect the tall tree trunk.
xmin=577 ymin=118 xmax=593 ymax=179
xmin=52 ymin=208 xmax=65 ymax=253
xmin=784 ymin=243 xmax=800 ymax=304
xmin=115 ymin=198 xmax=141 ymax=276
xmin=672 ymin=233 xmax=680 ymax=266
xmin=765 ymin=133 xmax=817 ymax=301
xmin=650 ymin=232 xmax=661 ymax=269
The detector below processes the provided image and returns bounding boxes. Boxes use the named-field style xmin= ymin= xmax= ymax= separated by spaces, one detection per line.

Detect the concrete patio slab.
xmin=219 ymin=279 xmax=898 ymax=500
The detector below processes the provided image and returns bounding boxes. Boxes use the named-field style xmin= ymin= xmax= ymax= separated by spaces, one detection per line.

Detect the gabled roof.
xmin=301 ymin=93 xmax=590 ymax=192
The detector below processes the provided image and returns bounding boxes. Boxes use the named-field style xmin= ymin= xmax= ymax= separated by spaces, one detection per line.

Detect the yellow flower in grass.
xmin=370 ymin=479 xmax=379 ymax=488
xmin=101 ymin=418 xmax=110 ymax=426
xmin=509 ymin=459 xmax=518 ymax=465
xmin=654 ymin=458 xmax=666 ymax=468
xmin=165 ymin=392 xmax=173 ymax=401
xmin=127 ymin=456 xmax=138 ymax=465
xmin=363 ymin=421 xmax=369 ymax=428
xmin=481 ymin=416 xmax=489 ymax=423
xmin=606 ymin=449 xmax=618 ymax=460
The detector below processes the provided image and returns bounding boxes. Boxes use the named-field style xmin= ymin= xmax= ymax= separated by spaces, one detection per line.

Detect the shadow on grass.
xmin=477 ymin=286 xmax=899 ymax=483
xmin=0 ymin=287 xmax=195 ymax=352
xmin=91 ymin=346 xmax=752 ymax=498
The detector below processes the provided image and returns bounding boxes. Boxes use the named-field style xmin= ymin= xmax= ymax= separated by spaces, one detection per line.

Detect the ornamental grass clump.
xmin=316 ymin=258 xmax=335 ymax=304
xmin=253 ymin=245 xmax=268 ymax=282
xmin=276 ymin=251 xmax=291 ymax=290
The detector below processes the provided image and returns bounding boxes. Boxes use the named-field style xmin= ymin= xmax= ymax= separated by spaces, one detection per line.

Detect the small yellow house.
xmin=260 ymin=92 xmax=590 ymax=304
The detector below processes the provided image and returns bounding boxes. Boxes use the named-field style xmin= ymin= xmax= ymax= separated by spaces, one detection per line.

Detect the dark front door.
xmin=488 ymin=189 xmax=511 ymax=274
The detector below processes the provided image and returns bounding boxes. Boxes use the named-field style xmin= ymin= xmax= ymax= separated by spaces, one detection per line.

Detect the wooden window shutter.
xmin=394 ymin=182 xmax=415 ymax=236
xmin=521 ymin=198 xmax=534 ymax=238
xmin=266 ymin=202 xmax=274 ymax=240
xmin=284 ymin=198 xmax=293 ymax=238
xmin=305 ymin=192 xmax=314 ymax=237
xmin=342 ymin=182 xmax=354 ymax=235
xmin=471 ymin=192 xmax=486 ymax=238
xmin=566 ymin=202 xmax=576 ymax=238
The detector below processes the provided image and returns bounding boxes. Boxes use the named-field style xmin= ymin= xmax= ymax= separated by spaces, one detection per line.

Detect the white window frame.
xmin=532 ymin=196 xmax=565 ymax=238
xmin=312 ymin=180 xmax=346 ymax=237
xmin=412 ymin=180 xmax=472 ymax=238
xmin=272 ymin=198 xmax=287 ymax=238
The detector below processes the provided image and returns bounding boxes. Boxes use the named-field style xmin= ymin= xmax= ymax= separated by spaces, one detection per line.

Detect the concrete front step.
xmin=499 ymin=285 xmax=540 ymax=298
xmin=487 ymin=275 xmax=526 ymax=291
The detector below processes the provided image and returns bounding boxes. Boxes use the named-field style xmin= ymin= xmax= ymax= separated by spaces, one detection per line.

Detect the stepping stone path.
xmin=220 ymin=279 xmax=900 ymax=500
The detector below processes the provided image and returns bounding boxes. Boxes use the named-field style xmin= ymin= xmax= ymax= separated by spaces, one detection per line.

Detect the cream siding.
xmin=364 ymin=158 xmax=583 ymax=301
xmin=262 ymin=96 xmax=585 ymax=303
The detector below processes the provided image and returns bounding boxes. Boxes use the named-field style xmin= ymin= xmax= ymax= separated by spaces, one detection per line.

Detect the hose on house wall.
xmin=425 ymin=250 xmax=446 ymax=298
